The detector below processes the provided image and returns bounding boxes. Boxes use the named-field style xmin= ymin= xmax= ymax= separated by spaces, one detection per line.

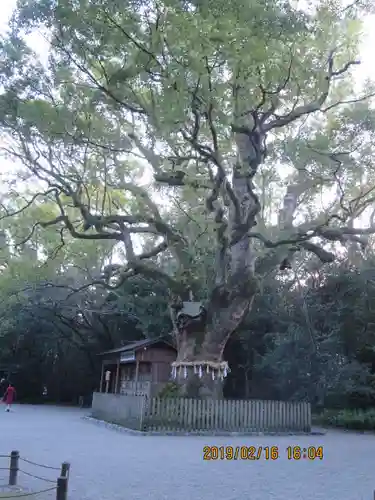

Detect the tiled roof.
xmin=98 ymin=336 xmax=175 ymax=356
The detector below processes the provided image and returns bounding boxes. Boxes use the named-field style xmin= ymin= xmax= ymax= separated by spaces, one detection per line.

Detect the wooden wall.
xmin=135 ymin=345 xmax=176 ymax=363
xmin=100 ymin=343 xmax=177 ymax=390
xmin=136 ymin=345 xmax=176 ymax=384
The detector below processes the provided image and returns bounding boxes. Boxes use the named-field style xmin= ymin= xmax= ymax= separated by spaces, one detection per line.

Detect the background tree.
xmin=0 ymin=215 xmax=172 ymax=402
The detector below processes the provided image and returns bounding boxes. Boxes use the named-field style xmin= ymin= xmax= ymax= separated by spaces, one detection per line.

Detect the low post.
xmin=56 ymin=476 xmax=68 ymax=500
xmin=9 ymin=450 xmax=19 ymax=486
xmin=105 ymin=370 xmax=111 ymax=393
xmin=60 ymin=462 xmax=70 ymax=478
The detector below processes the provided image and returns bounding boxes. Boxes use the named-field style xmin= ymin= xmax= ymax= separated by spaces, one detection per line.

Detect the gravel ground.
xmin=0 ymin=404 xmax=374 ymax=500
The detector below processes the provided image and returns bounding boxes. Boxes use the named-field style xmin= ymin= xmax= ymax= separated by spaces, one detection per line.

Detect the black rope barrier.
xmin=18 ymin=457 xmax=60 ymax=471
xmin=0 ymin=485 xmax=57 ymax=498
xmin=0 ymin=451 xmax=69 ymax=499
xmin=18 ymin=469 xmax=56 ymax=483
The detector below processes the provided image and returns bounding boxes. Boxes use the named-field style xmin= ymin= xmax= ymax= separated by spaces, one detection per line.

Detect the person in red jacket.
xmin=3 ymin=383 xmax=16 ymax=412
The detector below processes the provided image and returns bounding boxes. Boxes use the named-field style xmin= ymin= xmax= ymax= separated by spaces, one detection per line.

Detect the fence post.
xmin=56 ymin=476 xmax=68 ymax=500
xmin=139 ymin=395 xmax=147 ymax=431
xmin=60 ymin=462 xmax=70 ymax=478
xmin=9 ymin=450 xmax=19 ymax=486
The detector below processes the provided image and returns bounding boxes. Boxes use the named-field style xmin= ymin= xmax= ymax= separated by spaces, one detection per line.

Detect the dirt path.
xmin=0 ymin=404 xmax=373 ymax=500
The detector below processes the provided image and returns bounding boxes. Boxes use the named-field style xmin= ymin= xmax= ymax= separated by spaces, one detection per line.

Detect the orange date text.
xmin=203 ymin=446 xmax=279 ymax=461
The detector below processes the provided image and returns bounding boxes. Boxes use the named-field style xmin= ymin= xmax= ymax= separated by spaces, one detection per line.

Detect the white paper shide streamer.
xmin=170 ymin=361 xmax=230 ymax=382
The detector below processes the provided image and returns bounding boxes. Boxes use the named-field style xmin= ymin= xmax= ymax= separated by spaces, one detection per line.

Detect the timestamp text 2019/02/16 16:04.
xmin=202 ymin=446 xmax=324 ymax=461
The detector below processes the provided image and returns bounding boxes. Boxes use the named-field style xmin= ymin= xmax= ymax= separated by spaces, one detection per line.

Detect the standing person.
xmin=3 ymin=383 xmax=16 ymax=412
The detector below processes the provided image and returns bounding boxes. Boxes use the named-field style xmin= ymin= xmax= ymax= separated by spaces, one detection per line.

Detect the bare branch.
xmin=128 ymin=132 xmax=163 ymax=173
xmin=213 ymin=206 xmax=228 ymax=286
xmin=53 ymin=30 xmax=146 ymax=115
xmin=154 ymin=170 xmax=211 ymax=190
xmin=321 ymin=92 xmax=375 ymax=113
xmin=0 ymin=188 xmax=57 ymax=221
xmin=298 ymin=241 xmax=335 ymax=263
xmin=264 ymin=51 xmax=361 ymax=131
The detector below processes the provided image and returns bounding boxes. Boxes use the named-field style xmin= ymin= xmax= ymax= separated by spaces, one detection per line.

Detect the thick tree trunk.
xmin=171 ymin=263 xmax=258 ymax=396
xmin=172 ymin=272 xmax=258 ymax=398
xmin=171 ymin=129 xmax=264 ymax=398
xmin=177 ymin=369 xmax=224 ymax=398
xmin=172 ymin=290 xmax=257 ymax=398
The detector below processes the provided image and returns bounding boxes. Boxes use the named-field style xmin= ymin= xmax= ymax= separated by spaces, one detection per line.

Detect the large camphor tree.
xmin=1 ymin=0 xmax=375 ymax=397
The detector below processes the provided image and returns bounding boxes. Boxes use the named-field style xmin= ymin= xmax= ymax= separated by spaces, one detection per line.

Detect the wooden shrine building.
xmin=98 ymin=337 xmax=177 ymax=398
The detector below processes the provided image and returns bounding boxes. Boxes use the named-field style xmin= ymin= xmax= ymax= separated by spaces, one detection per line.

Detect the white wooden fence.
xmin=144 ymin=397 xmax=310 ymax=432
xmin=92 ymin=393 xmax=311 ymax=432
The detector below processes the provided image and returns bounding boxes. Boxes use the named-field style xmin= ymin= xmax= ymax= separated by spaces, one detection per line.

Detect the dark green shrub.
xmin=316 ymin=408 xmax=375 ymax=431
xmin=157 ymin=382 xmax=180 ymax=398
